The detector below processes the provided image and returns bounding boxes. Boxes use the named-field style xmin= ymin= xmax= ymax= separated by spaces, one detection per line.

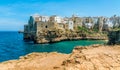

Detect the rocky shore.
xmin=0 ymin=44 xmax=120 ymax=70
xmin=35 ymin=36 xmax=107 ymax=44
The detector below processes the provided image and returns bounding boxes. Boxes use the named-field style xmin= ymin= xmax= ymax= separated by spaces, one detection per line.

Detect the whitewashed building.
xmin=31 ymin=14 xmax=50 ymax=22
xmin=40 ymin=16 xmax=49 ymax=22
xmin=68 ymin=20 xmax=74 ymax=30
xmin=50 ymin=15 xmax=63 ymax=23
xmin=62 ymin=17 xmax=69 ymax=24
xmin=55 ymin=16 xmax=62 ymax=23
xmin=84 ymin=23 xmax=93 ymax=29
xmin=105 ymin=18 xmax=113 ymax=27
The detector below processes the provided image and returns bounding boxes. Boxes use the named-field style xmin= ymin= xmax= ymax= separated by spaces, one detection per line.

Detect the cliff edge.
xmin=0 ymin=45 xmax=120 ymax=70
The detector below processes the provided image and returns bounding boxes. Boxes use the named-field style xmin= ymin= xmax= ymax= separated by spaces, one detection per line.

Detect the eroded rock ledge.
xmin=24 ymin=29 xmax=107 ymax=44
xmin=0 ymin=45 xmax=120 ymax=70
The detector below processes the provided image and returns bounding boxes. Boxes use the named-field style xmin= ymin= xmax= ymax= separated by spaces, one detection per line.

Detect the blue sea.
xmin=0 ymin=31 xmax=106 ymax=62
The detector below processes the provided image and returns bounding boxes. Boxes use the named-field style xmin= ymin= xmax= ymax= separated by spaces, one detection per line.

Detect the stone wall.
xmin=35 ymin=21 xmax=56 ymax=31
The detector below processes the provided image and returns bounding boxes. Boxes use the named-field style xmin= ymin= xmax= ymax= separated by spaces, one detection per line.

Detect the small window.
xmin=45 ymin=25 xmax=48 ymax=28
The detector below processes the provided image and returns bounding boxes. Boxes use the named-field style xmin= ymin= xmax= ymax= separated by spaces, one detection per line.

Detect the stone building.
xmin=27 ymin=14 xmax=75 ymax=34
xmin=71 ymin=15 xmax=83 ymax=30
xmin=34 ymin=21 xmax=59 ymax=35
xmin=97 ymin=17 xmax=104 ymax=32
xmin=50 ymin=15 xmax=63 ymax=23
xmin=82 ymin=17 xmax=94 ymax=29
xmin=68 ymin=20 xmax=74 ymax=30
xmin=24 ymin=14 xmax=116 ymax=43
xmin=92 ymin=17 xmax=98 ymax=24
xmin=110 ymin=15 xmax=120 ymax=28
xmin=102 ymin=18 xmax=113 ymax=31
xmin=39 ymin=16 xmax=49 ymax=22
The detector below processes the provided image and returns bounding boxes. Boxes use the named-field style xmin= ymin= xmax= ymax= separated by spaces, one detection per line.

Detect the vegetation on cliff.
xmin=77 ymin=26 xmax=107 ymax=38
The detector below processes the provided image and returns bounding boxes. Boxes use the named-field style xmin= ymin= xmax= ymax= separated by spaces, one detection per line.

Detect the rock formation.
xmin=108 ymin=30 xmax=120 ymax=45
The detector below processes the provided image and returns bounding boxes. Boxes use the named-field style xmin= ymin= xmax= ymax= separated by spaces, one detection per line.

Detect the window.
xmin=45 ymin=25 xmax=48 ymax=28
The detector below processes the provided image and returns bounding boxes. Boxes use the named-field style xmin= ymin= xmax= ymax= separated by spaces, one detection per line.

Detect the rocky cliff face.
xmin=33 ymin=29 xmax=107 ymax=44
xmin=0 ymin=45 xmax=120 ymax=70
xmin=108 ymin=30 xmax=120 ymax=45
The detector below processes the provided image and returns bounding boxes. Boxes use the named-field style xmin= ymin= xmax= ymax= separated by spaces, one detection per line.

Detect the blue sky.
xmin=0 ymin=0 xmax=120 ymax=31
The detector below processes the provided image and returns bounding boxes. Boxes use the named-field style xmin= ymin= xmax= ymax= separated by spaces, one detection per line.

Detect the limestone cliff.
xmin=33 ymin=29 xmax=107 ymax=44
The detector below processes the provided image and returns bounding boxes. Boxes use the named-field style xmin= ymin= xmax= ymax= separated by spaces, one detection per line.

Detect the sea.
xmin=0 ymin=31 xmax=106 ymax=62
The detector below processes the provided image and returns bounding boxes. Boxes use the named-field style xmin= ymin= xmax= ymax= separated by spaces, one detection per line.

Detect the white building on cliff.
xmin=50 ymin=15 xmax=63 ymax=23
xmin=68 ymin=20 xmax=74 ymax=30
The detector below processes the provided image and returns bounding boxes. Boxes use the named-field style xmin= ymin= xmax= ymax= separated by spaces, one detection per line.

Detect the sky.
xmin=0 ymin=0 xmax=120 ymax=31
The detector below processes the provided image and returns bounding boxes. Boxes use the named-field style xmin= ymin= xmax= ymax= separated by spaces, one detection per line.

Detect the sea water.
xmin=0 ymin=31 xmax=106 ymax=62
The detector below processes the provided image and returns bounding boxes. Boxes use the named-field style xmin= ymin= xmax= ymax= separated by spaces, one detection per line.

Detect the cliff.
xmin=25 ymin=29 xmax=107 ymax=44
xmin=108 ymin=30 xmax=120 ymax=45
xmin=0 ymin=44 xmax=120 ymax=70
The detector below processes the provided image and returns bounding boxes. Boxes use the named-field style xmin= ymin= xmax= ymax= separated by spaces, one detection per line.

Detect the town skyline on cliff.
xmin=0 ymin=0 xmax=120 ymax=31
